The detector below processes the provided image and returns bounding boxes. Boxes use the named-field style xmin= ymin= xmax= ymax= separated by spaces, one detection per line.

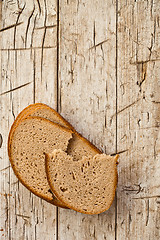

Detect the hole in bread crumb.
xmin=81 ymin=167 xmax=83 ymax=173
xmin=88 ymin=161 xmax=90 ymax=166
xmin=60 ymin=187 xmax=68 ymax=192
xmin=72 ymin=172 xmax=76 ymax=180
xmin=55 ymin=173 xmax=57 ymax=178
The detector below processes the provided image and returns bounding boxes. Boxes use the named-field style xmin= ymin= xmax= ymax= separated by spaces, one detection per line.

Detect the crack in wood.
xmin=13 ymin=4 xmax=26 ymax=49
xmin=16 ymin=214 xmax=30 ymax=219
xmin=69 ymin=56 xmax=74 ymax=83
xmin=31 ymin=13 xmax=38 ymax=50
xmin=25 ymin=5 xmax=35 ymax=48
xmin=12 ymin=100 xmax=15 ymax=120
xmin=41 ymin=0 xmax=47 ymax=82
xmin=36 ymin=0 xmax=41 ymax=15
xmin=1 ymin=47 xmax=56 ymax=52
xmin=151 ymin=101 xmax=160 ymax=104
xmin=8 ymin=78 xmax=16 ymax=121
xmin=130 ymin=58 xmax=160 ymax=65
xmin=111 ymin=149 xmax=129 ymax=156
xmin=4 ymin=193 xmax=9 ymax=236
xmin=146 ymin=199 xmax=149 ymax=226
xmin=138 ymin=125 xmax=160 ymax=130
xmin=93 ymin=21 xmax=96 ymax=49
xmin=15 ymin=50 xmax=17 ymax=77
xmin=104 ymin=115 xmax=107 ymax=128
xmin=122 ymin=184 xmax=143 ymax=195
xmin=35 ymin=25 xmax=57 ymax=30
xmin=129 ymin=211 xmax=132 ymax=230
xmin=0 ymin=82 xmax=32 ymax=96
xmin=137 ymin=62 xmax=147 ymax=92
xmin=0 ymin=133 xmax=3 ymax=148
xmin=0 ymin=22 xmax=23 ymax=32
xmin=111 ymin=99 xmax=141 ymax=119
xmin=150 ymin=0 xmax=154 ymax=18
xmin=133 ymin=195 xmax=160 ymax=199
xmin=89 ymin=39 xmax=110 ymax=50
xmin=11 ymin=181 xmax=19 ymax=185
xmin=0 ymin=166 xmax=10 ymax=172
xmin=33 ymin=50 xmax=36 ymax=103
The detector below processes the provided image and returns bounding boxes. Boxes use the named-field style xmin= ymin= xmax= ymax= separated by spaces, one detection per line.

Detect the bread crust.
xmin=8 ymin=116 xmax=73 ymax=208
xmin=45 ymin=153 xmax=119 ymax=215
xmin=8 ymin=103 xmax=103 ymax=209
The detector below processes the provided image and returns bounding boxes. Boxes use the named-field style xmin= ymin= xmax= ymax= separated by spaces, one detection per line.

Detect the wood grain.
xmin=0 ymin=0 xmax=57 ymax=239
xmin=117 ymin=0 xmax=160 ymax=239
xmin=58 ymin=0 xmax=117 ymax=239
xmin=0 ymin=0 xmax=160 ymax=239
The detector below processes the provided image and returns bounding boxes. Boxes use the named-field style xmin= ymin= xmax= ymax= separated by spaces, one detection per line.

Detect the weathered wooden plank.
xmin=117 ymin=0 xmax=160 ymax=239
xmin=58 ymin=0 xmax=117 ymax=239
xmin=0 ymin=0 xmax=58 ymax=239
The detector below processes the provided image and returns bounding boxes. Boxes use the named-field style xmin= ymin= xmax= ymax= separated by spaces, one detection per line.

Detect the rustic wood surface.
xmin=0 ymin=0 xmax=159 ymax=239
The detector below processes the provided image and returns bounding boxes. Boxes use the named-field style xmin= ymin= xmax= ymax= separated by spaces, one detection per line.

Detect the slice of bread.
xmin=9 ymin=116 xmax=73 ymax=207
xmin=46 ymin=149 xmax=118 ymax=214
xmin=27 ymin=104 xmax=101 ymax=159
xmin=9 ymin=103 xmax=101 ymax=163
xmin=8 ymin=103 xmax=103 ymax=208
xmin=8 ymin=103 xmax=74 ymax=153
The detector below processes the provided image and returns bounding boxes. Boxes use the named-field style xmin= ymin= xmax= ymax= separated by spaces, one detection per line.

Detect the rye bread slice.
xmin=8 ymin=103 xmax=73 ymax=152
xmin=9 ymin=116 xmax=73 ymax=207
xmin=8 ymin=103 xmax=73 ymax=208
xmin=28 ymin=104 xmax=101 ymax=159
xmin=23 ymin=104 xmax=101 ymax=159
xmin=8 ymin=103 xmax=102 ymax=207
xmin=45 ymin=150 xmax=118 ymax=215
xmin=9 ymin=103 xmax=101 ymax=162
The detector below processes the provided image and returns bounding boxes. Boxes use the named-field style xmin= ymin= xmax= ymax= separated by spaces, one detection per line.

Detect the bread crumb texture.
xmin=9 ymin=117 xmax=72 ymax=201
xmin=46 ymin=149 xmax=118 ymax=214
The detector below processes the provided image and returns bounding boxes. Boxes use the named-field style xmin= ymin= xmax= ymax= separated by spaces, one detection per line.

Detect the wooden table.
xmin=0 ymin=0 xmax=160 ymax=239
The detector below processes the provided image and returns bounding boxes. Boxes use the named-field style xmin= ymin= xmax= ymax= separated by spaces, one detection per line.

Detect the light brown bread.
xmin=9 ymin=116 xmax=73 ymax=207
xmin=8 ymin=103 xmax=73 ymax=152
xmin=8 ymin=103 xmax=103 ymax=208
xmin=45 ymin=149 xmax=118 ymax=214
xmin=27 ymin=104 xmax=101 ymax=159
xmin=9 ymin=103 xmax=101 ymax=163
